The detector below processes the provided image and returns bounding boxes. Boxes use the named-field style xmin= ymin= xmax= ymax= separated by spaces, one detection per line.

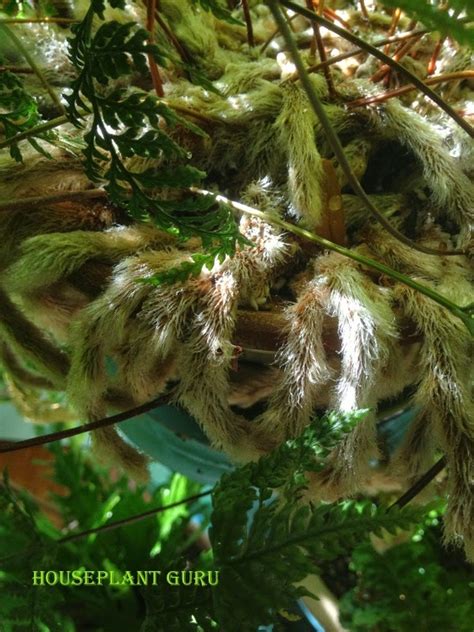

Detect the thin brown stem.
xmin=280 ymin=0 xmax=474 ymax=138
xmin=428 ymin=36 xmax=446 ymax=75
xmin=58 ymin=490 xmax=212 ymax=543
xmin=346 ymin=71 xmax=474 ymax=107
xmin=308 ymin=0 xmax=336 ymax=98
xmin=146 ymin=0 xmax=164 ymax=98
xmin=320 ymin=5 xmax=351 ymax=30
xmin=154 ymin=9 xmax=191 ymax=63
xmin=359 ymin=0 xmax=369 ymax=21
xmin=306 ymin=0 xmax=318 ymax=58
xmin=242 ymin=0 xmax=255 ymax=47
xmin=371 ymin=33 xmax=423 ymax=83
xmin=390 ymin=457 xmax=446 ymax=509
xmin=0 ymin=189 xmax=107 ymax=213
xmin=384 ymin=7 xmax=402 ymax=54
xmin=314 ymin=22 xmax=336 ymax=98
xmin=0 ymin=395 xmax=171 ymax=454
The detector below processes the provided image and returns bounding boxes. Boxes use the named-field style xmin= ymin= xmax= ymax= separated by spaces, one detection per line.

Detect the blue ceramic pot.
xmin=120 ymin=404 xmax=233 ymax=485
xmin=120 ymin=404 xmax=416 ymax=485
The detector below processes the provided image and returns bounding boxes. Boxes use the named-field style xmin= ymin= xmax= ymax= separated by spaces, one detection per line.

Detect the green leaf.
xmin=0 ymin=71 xmax=41 ymax=161
xmin=340 ymin=524 xmax=474 ymax=632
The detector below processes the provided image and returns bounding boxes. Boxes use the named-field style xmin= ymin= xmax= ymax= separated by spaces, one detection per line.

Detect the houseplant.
xmin=0 ymin=0 xmax=472 ymax=629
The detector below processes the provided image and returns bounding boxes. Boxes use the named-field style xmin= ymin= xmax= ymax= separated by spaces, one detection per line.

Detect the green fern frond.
xmin=0 ymin=71 xmax=51 ymax=162
xmin=141 ymin=572 xmax=217 ymax=632
xmin=209 ymin=413 xmax=422 ymax=631
xmin=65 ymin=1 xmax=244 ymax=268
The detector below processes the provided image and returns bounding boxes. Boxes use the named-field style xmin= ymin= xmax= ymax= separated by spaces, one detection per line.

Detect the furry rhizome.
xmin=0 ymin=0 xmax=472 ymax=558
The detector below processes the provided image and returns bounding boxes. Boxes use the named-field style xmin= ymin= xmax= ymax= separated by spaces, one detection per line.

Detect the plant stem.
xmin=260 ymin=11 xmax=298 ymax=53
xmin=371 ymin=33 xmax=423 ymax=83
xmin=154 ymin=8 xmax=191 ymax=63
xmin=0 ymin=94 xmax=213 ymax=150
xmin=266 ymin=0 xmax=464 ymax=258
xmin=279 ymin=0 xmax=474 ymax=138
xmin=316 ymin=2 xmax=351 ymax=30
xmin=0 ymin=66 xmax=34 ymax=73
xmin=0 ymin=113 xmax=70 ymax=150
xmin=0 ymin=189 xmax=107 ymax=213
xmin=347 ymin=71 xmax=474 ymax=107
xmin=309 ymin=0 xmax=336 ymax=98
xmin=145 ymin=0 xmax=164 ymax=97
xmin=242 ymin=0 xmax=255 ymax=47
xmin=304 ymin=28 xmax=430 ymax=75
xmin=0 ymin=394 xmax=171 ymax=454
xmin=58 ymin=490 xmax=212 ymax=543
xmin=385 ymin=7 xmax=402 ymax=54
xmin=0 ymin=24 xmax=66 ymax=115
xmin=192 ymin=188 xmax=473 ymax=335
xmin=359 ymin=0 xmax=369 ymax=20
xmin=390 ymin=457 xmax=446 ymax=509
xmin=306 ymin=0 xmax=318 ymax=57
xmin=428 ymin=36 xmax=446 ymax=75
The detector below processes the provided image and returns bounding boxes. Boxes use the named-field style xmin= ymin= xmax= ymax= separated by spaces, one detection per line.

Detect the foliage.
xmin=0 ymin=412 xmax=424 ymax=631
xmin=64 ymin=0 xmax=245 ymax=261
xmin=209 ymin=412 xmax=422 ymax=631
xmin=0 ymin=444 xmax=208 ymax=631
xmin=0 ymin=70 xmax=49 ymax=162
xmin=0 ymin=1 xmax=473 ymax=630
xmin=0 ymin=471 xmax=68 ymax=632
xmin=339 ymin=513 xmax=474 ymax=631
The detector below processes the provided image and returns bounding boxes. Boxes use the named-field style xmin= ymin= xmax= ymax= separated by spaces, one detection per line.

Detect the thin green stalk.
xmin=58 ymin=490 xmax=212 ymax=543
xmin=266 ymin=0 xmax=464 ymax=258
xmin=0 ymin=24 xmax=66 ymax=115
xmin=192 ymin=188 xmax=473 ymax=336
xmin=279 ymin=0 xmax=474 ymax=139
xmin=0 ymin=113 xmax=85 ymax=151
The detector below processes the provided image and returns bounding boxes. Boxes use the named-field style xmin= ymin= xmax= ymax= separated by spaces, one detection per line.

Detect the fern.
xmin=209 ymin=413 xmax=422 ymax=631
xmin=141 ymin=566 xmax=217 ymax=632
xmin=65 ymin=0 xmax=245 ymax=260
xmin=0 ymin=70 xmax=51 ymax=162
xmin=0 ymin=472 xmax=68 ymax=632
xmin=0 ymin=415 xmax=423 ymax=631
xmin=339 ymin=516 xmax=474 ymax=631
